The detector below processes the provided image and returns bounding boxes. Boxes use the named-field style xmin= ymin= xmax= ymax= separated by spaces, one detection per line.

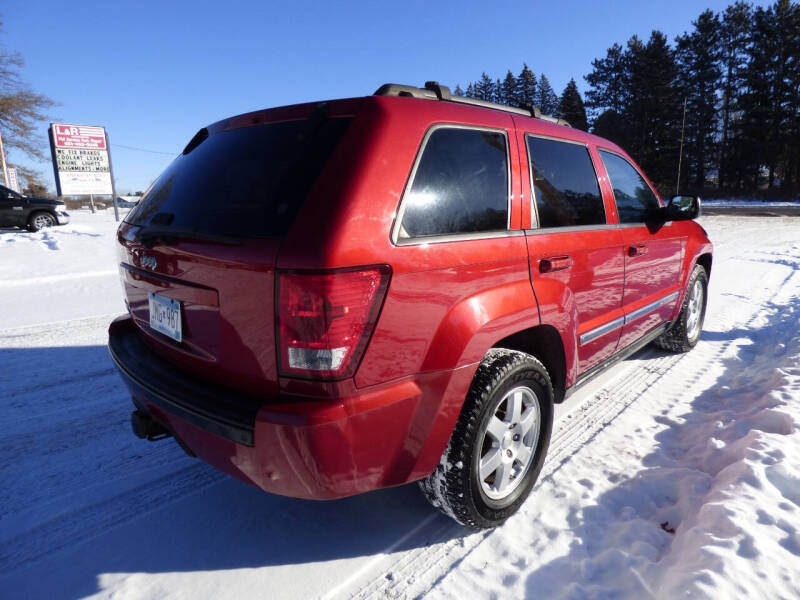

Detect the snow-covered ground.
xmin=1 ymin=212 xmax=799 ymax=599
xmin=0 ymin=209 xmax=127 ymax=327
xmin=703 ymin=198 xmax=799 ymax=207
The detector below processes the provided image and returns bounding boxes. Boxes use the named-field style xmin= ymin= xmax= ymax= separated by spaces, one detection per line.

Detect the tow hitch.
xmin=131 ymin=410 xmax=171 ymax=441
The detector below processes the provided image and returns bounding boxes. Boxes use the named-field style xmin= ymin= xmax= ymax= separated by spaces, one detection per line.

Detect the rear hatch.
xmin=117 ymin=102 xmax=356 ymax=398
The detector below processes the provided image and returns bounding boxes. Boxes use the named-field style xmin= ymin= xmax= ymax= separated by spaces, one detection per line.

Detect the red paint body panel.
xmin=110 ymin=93 xmax=713 ymax=500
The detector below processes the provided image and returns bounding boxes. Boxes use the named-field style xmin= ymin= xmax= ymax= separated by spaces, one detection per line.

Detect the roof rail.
xmin=374 ymin=81 xmax=571 ymax=127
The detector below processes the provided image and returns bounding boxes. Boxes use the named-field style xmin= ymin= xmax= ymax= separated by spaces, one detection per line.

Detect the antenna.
xmin=676 ymin=96 xmax=687 ymax=195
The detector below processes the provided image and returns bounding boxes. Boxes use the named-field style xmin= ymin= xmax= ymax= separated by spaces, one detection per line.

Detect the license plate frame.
xmin=148 ymin=292 xmax=182 ymax=342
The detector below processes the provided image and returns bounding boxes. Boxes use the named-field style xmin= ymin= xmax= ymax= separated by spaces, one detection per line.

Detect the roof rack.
xmin=374 ymin=81 xmax=571 ymax=127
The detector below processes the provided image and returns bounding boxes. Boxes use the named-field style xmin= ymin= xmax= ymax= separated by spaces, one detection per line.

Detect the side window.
xmin=398 ymin=127 xmax=508 ymax=239
xmin=599 ymin=150 xmax=660 ymax=224
xmin=527 ymin=136 xmax=605 ymax=228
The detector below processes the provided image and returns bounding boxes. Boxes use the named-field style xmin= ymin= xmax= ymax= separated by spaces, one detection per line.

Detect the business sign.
xmin=49 ymin=123 xmax=114 ymax=196
xmin=7 ymin=166 xmax=21 ymax=193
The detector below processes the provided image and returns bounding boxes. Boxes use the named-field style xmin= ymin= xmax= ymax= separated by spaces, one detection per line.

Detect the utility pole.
xmin=0 ymin=129 xmax=9 ymax=187
xmin=676 ymin=96 xmax=687 ymax=195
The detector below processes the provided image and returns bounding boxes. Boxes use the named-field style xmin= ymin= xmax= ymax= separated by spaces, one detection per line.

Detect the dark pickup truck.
xmin=0 ymin=184 xmax=70 ymax=231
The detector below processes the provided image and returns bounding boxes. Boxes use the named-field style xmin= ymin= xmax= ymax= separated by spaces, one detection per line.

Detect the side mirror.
xmin=667 ymin=195 xmax=701 ymax=221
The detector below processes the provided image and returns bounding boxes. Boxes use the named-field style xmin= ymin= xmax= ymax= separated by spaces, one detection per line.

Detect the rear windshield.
xmin=126 ymin=117 xmax=352 ymax=238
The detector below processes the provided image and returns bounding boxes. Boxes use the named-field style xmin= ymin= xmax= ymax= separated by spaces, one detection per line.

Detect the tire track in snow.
xmin=0 ymin=314 xmax=226 ymax=574
xmin=0 ymin=464 xmax=225 ymax=574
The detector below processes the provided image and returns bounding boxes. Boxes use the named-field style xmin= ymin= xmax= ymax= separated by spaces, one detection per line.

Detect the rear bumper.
xmin=108 ymin=315 xmax=475 ymax=499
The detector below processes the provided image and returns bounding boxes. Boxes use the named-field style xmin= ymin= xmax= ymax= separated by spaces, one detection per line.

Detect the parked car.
xmin=108 ymin=82 xmax=712 ymax=528
xmin=0 ymin=184 xmax=70 ymax=231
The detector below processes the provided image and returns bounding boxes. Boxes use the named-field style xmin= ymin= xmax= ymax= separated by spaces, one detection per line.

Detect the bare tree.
xmin=0 ymin=18 xmax=56 ymax=191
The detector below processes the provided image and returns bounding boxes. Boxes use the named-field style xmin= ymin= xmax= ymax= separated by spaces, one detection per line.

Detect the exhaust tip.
xmin=131 ymin=410 xmax=171 ymax=441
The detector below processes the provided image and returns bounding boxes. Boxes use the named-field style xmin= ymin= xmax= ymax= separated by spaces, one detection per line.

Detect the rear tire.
xmin=419 ymin=349 xmax=554 ymax=529
xmin=655 ymin=264 xmax=708 ymax=353
xmin=28 ymin=211 xmax=56 ymax=232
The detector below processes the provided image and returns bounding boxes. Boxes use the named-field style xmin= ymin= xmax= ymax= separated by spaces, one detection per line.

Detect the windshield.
xmin=126 ymin=117 xmax=352 ymax=238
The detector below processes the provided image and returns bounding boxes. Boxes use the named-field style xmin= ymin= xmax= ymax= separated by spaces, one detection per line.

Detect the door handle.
xmin=628 ymin=244 xmax=648 ymax=257
xmin=539 ymin=255 xmax=572 ymax=273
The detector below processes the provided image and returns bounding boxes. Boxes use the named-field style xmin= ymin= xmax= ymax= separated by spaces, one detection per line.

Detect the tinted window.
xmin=399 ymin=127 xmax=508 ymax=238
xmin=127 ymin=118 xmax=351 ymax=238
xmin=527 ymin=137 xmax=605 ymax=228
xmin=599 ymin=150 xmax=661 ymax=223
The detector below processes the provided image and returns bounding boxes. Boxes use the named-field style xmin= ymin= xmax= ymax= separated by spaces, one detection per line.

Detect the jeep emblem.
xmin=141 ymin=255 xmax=158 ymax=270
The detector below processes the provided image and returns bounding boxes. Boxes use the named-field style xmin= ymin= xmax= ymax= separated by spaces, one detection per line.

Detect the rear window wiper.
xmin=135 ymin=226 xmax=242 ymax=247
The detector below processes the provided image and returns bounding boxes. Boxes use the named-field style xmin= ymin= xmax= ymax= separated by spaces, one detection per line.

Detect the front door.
xmin=598 ymin=150 xmax=684 ymax=348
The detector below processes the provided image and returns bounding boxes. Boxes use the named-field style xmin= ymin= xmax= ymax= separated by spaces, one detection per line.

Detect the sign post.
xmin=105 ymin=129 xmax=119 ymax=222
xmin=0 ymin=129 xmax=8 ymax=187
xmin=49 ymin=123 xmax=117 ymax=221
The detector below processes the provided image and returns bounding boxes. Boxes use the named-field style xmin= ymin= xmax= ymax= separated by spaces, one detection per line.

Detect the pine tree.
xmin=625 ymin=31 xmax=683 ymax=189
xmin=536 ymin=74 xmax=559 ymax=115
xmin=516 ymin=64 xmax=537 ymax=107
xmin=718 ymin=1 xmax=753 ymax=190
xmin=584 ymin=43 xmax=629 ymax=119
xmin=740 ymin=0 xmax=800 ymax=191
xmin=781 ymin=0 xmax=800 ymax=190
xmin=453 ymin=84 xmax=464 ymax=97
xmin=675 ymin=9 xmax=722 ymax=189
xmin=502 ymin=70 xmax=518 ymax=106
xmin=475 ymin=72 xmax=495 ymax=102
xmin=558 ymin=79 xmax=588 ymax=130
xmin=495 ymin=78 xmax=503 ymax=104
xmin=465 ymin=82 xmax=476 ymax=99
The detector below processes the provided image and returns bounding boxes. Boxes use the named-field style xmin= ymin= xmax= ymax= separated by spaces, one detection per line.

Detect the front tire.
xmin=655 ymin=264 xmax=708 ymax=353
xmin=419 ymin=349 xmax=554 ymax=529
xmin=28 ymin=211 xmax=56 ymax=232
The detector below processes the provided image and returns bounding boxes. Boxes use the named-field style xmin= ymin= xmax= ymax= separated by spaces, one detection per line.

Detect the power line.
xmin=111 ymin=143 xmax=176 ymax=156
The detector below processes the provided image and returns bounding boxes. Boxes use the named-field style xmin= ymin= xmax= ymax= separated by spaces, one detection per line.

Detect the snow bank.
xmin=703 ymin=199 xmax=800 ymax=207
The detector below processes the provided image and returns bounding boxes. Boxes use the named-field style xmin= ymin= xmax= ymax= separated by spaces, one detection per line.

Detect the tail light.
xmin=277 ymin=265 xmax=391 ymax=379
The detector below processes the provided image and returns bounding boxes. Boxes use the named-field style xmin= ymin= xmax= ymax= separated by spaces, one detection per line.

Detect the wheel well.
xmin=696 ymin=253 xmax=712 ymax=278
xmin=29 ymin=209 xmax=56 ymax=221
xmin=492 ymin=325 xmax=566 ymax=403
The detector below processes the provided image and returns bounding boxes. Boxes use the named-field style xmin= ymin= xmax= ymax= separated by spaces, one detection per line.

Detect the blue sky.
xmin=3 ymin=0 xmax=772 ymax=194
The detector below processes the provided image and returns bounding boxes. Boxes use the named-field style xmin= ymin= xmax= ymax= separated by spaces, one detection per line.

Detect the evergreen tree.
xmin=465 ymin=82 xmax=475 ymax=99
xmin=516 ymin=63 xmax=537 ymax=107
xmin=740 ymin=0 xmax=800 ymax=190
xmin=718 ymin=1 xmax=753 ymax=190
xmin=502 ymin=70 xmax=518 ymax=106
xmin=495 ymin=78 xmax=503 ymax=103
xmin=536 ymin=74 xmax=559 ymax=115
xmin=558 ymin=79 xmax=588 ymax=130
xmin=592 ymin=109 xmax=627 ymax=144
xmin=584 ymin=43 xmax=629 ymax=119
xmin=475 ymin=72 xmax=495 ymax=102
xmin=675 ymin=9 xmax=722 ymax=189
xmin=453 ymin=84 xmax=464 ymax=97
xmin=625 ymin=31 xmax=683 ymax=189
xmin=782 ymin=0 xmax=800 ymax=190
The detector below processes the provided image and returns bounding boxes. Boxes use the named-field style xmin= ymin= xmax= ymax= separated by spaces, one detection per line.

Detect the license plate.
xmin=148 ymin=292 xmax=182 ymax=342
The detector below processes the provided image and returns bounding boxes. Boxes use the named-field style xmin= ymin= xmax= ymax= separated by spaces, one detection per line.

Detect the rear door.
xmin=597 ymin=149 xmax=684 ymax=348
xmin=519 ymin=132 xmax=625 ymax=374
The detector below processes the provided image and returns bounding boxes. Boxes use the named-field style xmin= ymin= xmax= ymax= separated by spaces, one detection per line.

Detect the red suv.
xmin=109 ymin=82 xmax=712 ymax=528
